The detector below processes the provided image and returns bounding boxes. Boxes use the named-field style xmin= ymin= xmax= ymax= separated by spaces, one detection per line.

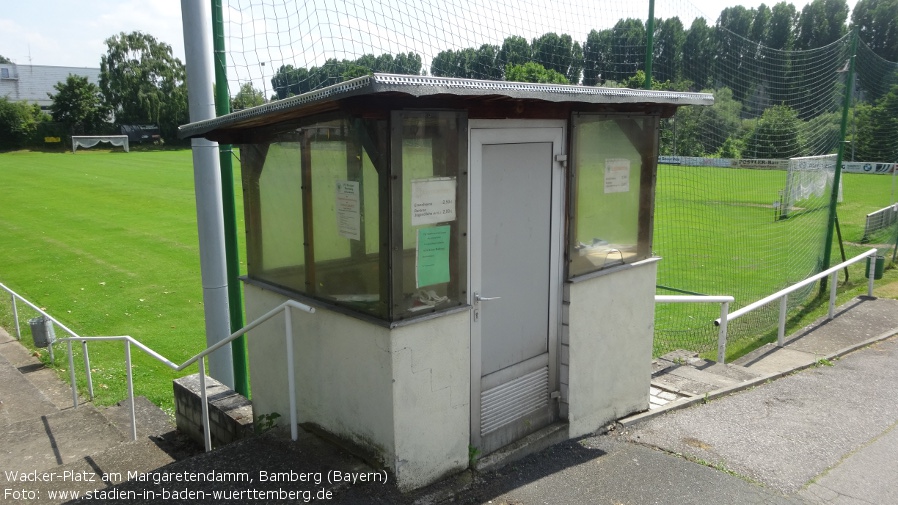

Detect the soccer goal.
xmin=71 ymin=135 xmax=130 ymax=153
xmin=779 ymin=154 xmax=841 ymax=219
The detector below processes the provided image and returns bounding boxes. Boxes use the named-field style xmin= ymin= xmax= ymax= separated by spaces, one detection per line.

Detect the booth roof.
xmin=179 ymin=73 xmax=714 ymax=140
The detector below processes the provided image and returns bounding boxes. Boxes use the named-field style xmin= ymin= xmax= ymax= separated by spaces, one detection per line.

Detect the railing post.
xmin=717 ymin=301 xmax=730 ymax=364
xmin=778 ymin=295 xmax=788 ymax=347
xmin=11 ymin=294 xmax=21 ymax=340
xmin=47 ymin=322 xmax=55 ymax=364
xmin=828 ymin=271 xmax=838 ymax=320
xmin=198 ymin=357 xmax=212 ymax=451
xmin=67 ymin=340 xmax=78 ymax=409
xmin=868 ymin=255 xmax=876 ymax=297
xmin=82 ymin=341 xmax=94 ymax=400
xmin=285 ymin=306 xmax=298 ymax=441
xmin=124 ymin=340 xmax=136 ymax=441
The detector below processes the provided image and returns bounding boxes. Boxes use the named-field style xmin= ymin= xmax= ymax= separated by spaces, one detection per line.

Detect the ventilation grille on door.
xmin=480 ymin=366 xmax=549 ymax=436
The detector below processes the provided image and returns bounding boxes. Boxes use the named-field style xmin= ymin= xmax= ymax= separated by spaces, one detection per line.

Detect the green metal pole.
xmin=212 ymin=0 xmax=249 ymax=397
xmin=644 ymin=0 xmax=655 ymax=90
xmin=820 ymin=30 xmax=858 ymax=294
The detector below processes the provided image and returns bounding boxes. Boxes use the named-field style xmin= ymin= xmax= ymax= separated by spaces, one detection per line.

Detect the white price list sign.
xmin=411 ymin=177 xmax=456 ymax=226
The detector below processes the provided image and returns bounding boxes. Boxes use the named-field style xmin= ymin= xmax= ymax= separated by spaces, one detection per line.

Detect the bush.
xmin=0 ymin=98 xmax=48 ymax=150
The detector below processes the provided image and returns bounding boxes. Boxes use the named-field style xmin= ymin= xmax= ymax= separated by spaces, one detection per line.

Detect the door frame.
xmin=468 ymin=119 xmax=567 ymax=452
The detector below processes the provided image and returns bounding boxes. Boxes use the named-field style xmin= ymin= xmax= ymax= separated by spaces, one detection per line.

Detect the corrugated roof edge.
xmin=179 ymin=73 xmax=714 ymax=140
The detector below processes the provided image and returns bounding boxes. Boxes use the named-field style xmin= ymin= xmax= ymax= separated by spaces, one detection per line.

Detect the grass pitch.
xmin=0 ymin=149 xmax=245 ymax=415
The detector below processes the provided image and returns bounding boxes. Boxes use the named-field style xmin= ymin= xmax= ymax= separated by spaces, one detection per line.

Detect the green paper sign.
xmin=416 ymin=226 xmax=451 ymax=287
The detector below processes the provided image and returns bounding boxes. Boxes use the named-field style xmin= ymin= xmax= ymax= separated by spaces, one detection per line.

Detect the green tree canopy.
xmin=852 ymin=0 xmax=898 ymax=61
xmin=853 ymin=84 xmax=898 ymax=161
xmin=99 ymin=31 xmax=188 ymax=142
xmin=231 ymin=83 xmax=266 ymax=110
xmin=0 ymin=98 xmax=46 ymax=150
xmin=504 ymin=62 xmax=569 ymax=84
xmin=0 ymin=54 xmax=11 ymax=64
xmin=273 ymin=52 xmax=422 ymax=99
xmin=745 ymin=104 xmax=805 ymax=158
xmin=48 ymin=75 xmax=110 ymax=136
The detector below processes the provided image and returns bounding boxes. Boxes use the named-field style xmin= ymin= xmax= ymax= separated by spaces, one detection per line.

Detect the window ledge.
xmin=567 ymin=256 xmax=662 ymax=284
xmin=241 ymin=276 xmax=471 ymax=328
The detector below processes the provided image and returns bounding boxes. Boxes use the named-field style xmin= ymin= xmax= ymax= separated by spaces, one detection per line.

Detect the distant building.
xmin=0 ymin=63 xmax=101 ymax=111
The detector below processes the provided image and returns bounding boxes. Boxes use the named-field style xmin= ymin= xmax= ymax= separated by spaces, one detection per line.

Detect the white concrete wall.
xmin=565 ymin=262 xmax=656 ymax=437
xmin=389 ymin=311 xmax=470 ymax=490
xmin=245 ymin=284 xmax=471 ymax=490
xmin=245 ymin=285 xmax=395 ymax=460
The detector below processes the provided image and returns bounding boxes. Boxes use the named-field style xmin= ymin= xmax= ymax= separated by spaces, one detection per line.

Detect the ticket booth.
xmin=180 ymin=74 xmax=712 ymax=490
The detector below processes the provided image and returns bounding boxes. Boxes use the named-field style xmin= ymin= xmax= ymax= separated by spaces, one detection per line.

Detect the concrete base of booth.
xmin=244 ymin=284 xmax=470 ymax=491
xmin=243 ymin=259 xmax=654 ymax=490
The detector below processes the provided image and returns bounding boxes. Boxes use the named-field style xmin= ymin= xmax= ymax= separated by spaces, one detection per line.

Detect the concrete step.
xmin=0 ymin=404 xmax=127 ymax=474
xmin=0 ymin=329 xmax=80 ymax=411
xmin=652 ymin=349 xmax=764 ymax=398
xmin=475 ymin=422 xmax=569 ymax=473
xmin=101 ymin=396 xmax=202 ymax=461
xmin=0 ymin=351 xmax=59 ymax=426
xmin=6 ymin=438 xmax=178 ymax=505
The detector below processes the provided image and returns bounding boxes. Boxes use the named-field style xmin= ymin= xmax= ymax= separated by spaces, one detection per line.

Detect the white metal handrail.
xmin=1 ymin=282 xmax=314 ymax=452
xmin=714 ymin=248 xmax=879 ymax=348
xmin=655 ymin=295 xmax=735 ymax=363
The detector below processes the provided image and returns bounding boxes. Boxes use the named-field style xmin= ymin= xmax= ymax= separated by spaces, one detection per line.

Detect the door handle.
xmin=475 ymin=293 xmax=501 ymax=302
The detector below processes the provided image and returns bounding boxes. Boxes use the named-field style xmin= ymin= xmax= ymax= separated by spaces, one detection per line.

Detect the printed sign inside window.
xmin=604 ymin=158 xmax=631 ymax=193
xmin=335 ymin=180 xmax=361 ymax=240
xmin=411 ymin=177 xmax=456 ymax=226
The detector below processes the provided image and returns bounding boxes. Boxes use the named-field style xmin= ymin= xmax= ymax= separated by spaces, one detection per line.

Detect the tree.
xmin=582 ymin=29 xmax=612 ymax=86
xmin=0 ymin=54 xmax=11 ymax=64
xmin=497 ymin=36 xmax=531 ymax=77
xmin=531 ymin=33 xmax=583 ymax=84
xmin=766 ymin=2 xmax=797 ymax=50
xmin=608 ymin=19 xmax=646 ymax=83
xmin=99 ymin=31 xmax=188 ymax=142
xmin=852 ymin=0 xmax=898 ymax=61
xmin=853 ymin=84 xmax=898 ymax=161
xmin=505 ymin=62 xmax=569 ymax=84
xmin=231 ymin=83 xmax=266 ymax=110
xmin=655 ymin=17 xmax=686 ymax=84
xmin=683 ymin=18 xmax=714 ymax=90
xmin=662 ymin=87 xmax=744 ymax=156
xmin=744 ymin=104 xmax=804 ymax=158
xmin=0 ymin=98 xmax=47 ymax=150
xmin=48 ymin=75 xmax=110 ymax=136
xmin=795 ymin=0 xmax=848 ymax=50
xmin=715 ymin=6 xmax=755 ymax=102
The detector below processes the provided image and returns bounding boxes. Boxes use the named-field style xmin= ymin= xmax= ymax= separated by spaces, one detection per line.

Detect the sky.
xmin=0 ymin=0 xmax=860 ymax=88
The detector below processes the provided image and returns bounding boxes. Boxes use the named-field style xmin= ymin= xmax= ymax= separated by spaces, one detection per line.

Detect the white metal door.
xmin=470 ymin=121 xmax=565 ymax=456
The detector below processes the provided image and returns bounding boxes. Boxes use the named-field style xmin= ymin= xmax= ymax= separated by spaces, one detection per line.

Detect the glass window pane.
xmin=393 ymin=111 xmax=467 ymax=319
xmin=570 ymin=115 xmax=652 ymax=277
xmin=252 ymin=142 xmax=306 ymax=291
xmin=309 ymin=119 xmax=385 ymax=317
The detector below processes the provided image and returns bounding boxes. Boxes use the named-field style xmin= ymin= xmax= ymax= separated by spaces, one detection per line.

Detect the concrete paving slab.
xmin=651 ymin=370 xmax=721 ymax=396
xmin=0 ymin=404 xmax=127 ymax=474
xmin=799 ymin=421 xmax=898 ymax=504
xmin=10 ymin=439 xmax=178 ymax=505
xmin=783 ymin=297 xmax=898 ymax=356
xmin=666 ymin=364 xmax=743 ymax=388
xmin=738 ymin=345 xmax=821 ymax=375
xmin=0 ymin=351 xmax=58 ymax=426
xmin=0 ymin=327 xmax=80 ymax=410
xmin=701 ymin=363 xmax=764 ymax=381
xmin=625 ymin=337 xmax=898 ymax=495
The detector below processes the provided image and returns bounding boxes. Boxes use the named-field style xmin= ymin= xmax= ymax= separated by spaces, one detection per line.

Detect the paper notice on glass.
xmin=411 ymin=177 xmax=456 ymax=226
xmin=604 ymin=158 xmax=631 ymax=193
xmin=416 ymin=225 xmax=451 ymax=288
xmin=335 ymin=180 xmax=361 ymax=240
